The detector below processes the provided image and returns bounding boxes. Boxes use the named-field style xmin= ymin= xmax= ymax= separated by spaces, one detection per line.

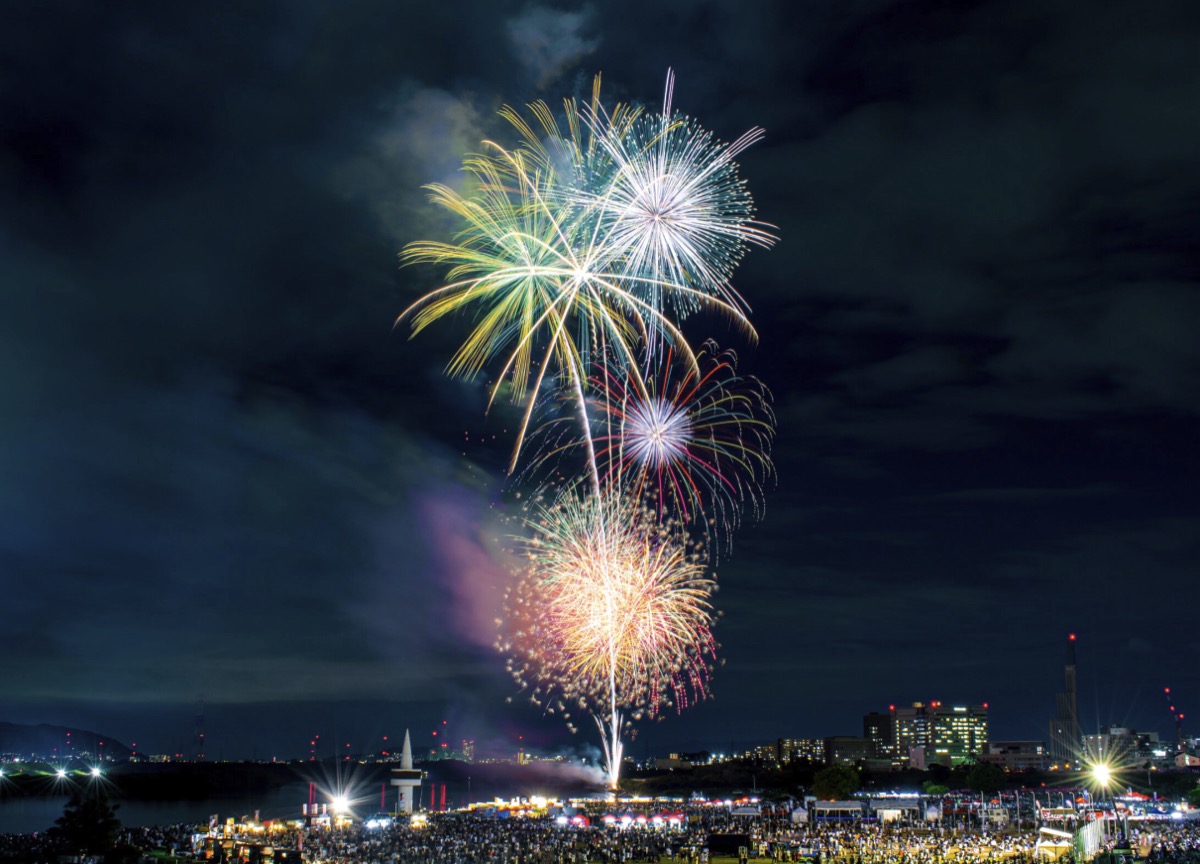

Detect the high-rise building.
xmin=863 ymin=711 xmax=896 ymax=763
xmin=1048 ymin=633 xmax=1082 ymax=768
xmin=929 ymin=703 xmax=989 ymax=765
xmin=889 ymin=702 xmax=989 ymax=766
xmin=894 ymin=703 xmax=931 ymax=762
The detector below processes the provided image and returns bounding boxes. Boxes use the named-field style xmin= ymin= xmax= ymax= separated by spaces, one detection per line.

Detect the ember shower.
xmin=399 ymin=72 xmax=776 ymax=789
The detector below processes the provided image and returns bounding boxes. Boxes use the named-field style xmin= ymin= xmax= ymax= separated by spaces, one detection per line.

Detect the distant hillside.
xmin=0 ymin=722 xmax=132 ymax=761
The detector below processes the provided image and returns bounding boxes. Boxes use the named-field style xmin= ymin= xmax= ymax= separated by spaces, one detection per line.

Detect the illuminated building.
xmin=1083 ymin=728 xmax=1131 ymax=764
xmin=743 ymin=742 xmax=779 ymax=763
xmin=929 ymin=703 xmax=989 ymax=765
xmin=890 ymin=702 xmax=989 ymax=766
xmin=863 ymin=711 xmax=896 ymax=763
xmin=983 ymin=740 xmax=1048 ymax=771
xmin=776 ymin=738 xmax=824 ymax=764
xmin=893 ymin=703 xmax=930 ymax=764
xmin=654 ymin=754 xmax=695 ymax=770
xmin=1084 ymin=725 xmax=1161 ymax=768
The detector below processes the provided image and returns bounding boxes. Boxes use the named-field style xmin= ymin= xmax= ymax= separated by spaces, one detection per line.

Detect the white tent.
xmin=810 ymin=801 xmax=865 ymax=819
xmin=1034 ymin=826 xmax=1073 ymax=861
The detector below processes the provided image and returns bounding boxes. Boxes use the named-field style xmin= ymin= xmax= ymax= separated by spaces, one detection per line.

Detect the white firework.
xmin=582 ymin=70 xmax=777 ymax=320
xmin=624 ymin=396 xmax=693 ymax=468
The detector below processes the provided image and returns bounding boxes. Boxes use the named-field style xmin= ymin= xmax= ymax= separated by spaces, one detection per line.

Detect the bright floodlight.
xmin=1092 ymin=763 xmax=1112 ymax=788
xmin=91 ymin=767 xmax=102 ymax=777
xmin=330 ymin=794 xmax=350 ymax=814
xmin=56 ymin=769 xmax=67 ymax=778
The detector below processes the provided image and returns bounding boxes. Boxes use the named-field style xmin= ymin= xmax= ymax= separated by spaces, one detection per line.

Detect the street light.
xmin=1089 ymin=761 xmax=1129 ymax=849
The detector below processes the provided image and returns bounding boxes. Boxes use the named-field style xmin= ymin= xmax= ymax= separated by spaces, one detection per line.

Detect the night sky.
xmin=3 ymin=0 xmax=1198 ymax=763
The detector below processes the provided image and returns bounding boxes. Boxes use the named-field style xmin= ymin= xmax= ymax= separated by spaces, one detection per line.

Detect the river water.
xmin=0 ymin=779 xmax=530 ymax=835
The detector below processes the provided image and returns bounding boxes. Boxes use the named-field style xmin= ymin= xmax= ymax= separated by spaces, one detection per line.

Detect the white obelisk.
xmin=390 ymin=729 xmax=422 ymax=814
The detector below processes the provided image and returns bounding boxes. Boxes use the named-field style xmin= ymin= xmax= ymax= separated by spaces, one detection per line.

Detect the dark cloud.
xmin=507 ymin=6 xmax=600 ymax=89
xmin=1 ymin=0 xmax=1197 ymax=760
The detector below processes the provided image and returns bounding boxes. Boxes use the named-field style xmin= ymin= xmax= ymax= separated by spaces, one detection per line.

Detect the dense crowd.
xmin=1143 ymin=824 xmax=1200 ymax=863
xmin=301 ymin=815 xmax=673 ymax=864
xmin=3 ymin=808 xmax=1200 ymax=864
xmin=760 ymin=821 xmax=1038 ymax=863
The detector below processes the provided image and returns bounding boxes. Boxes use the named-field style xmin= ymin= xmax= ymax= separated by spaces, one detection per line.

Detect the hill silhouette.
xmin=0 ymin=722 xmax=132 ymax=762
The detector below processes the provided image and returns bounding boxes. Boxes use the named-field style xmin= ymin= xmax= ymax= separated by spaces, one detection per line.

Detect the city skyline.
xmin=3 ymin=0 xmax=1198 ymax=763
xmin=0 ymin=646 xmax=1185 ymax=766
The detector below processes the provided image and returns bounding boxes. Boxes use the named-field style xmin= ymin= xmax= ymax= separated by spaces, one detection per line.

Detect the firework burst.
xmin=500 ymin=487 xmax=718 ymax=785
xmin=401 ymin=106 xmax=736 ymax=469
xmin=590 ymin=340 xmax=775 ymax=543
xmin=581 ymin=70 xmax=777 ymax=323
xmin=524 ymin=341 xmax=775 ymax=540
xmin=401 ymin=71 xmax=775 ymax=791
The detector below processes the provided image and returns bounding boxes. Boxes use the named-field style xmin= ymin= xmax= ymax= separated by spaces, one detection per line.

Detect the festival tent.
xmin=1034 ymin=827 xmax=1073 ymax=861
xmin=809 ymin=801 xmax=866 ymax=821
xmin=869 ymin=798 xmax=921 ymax=823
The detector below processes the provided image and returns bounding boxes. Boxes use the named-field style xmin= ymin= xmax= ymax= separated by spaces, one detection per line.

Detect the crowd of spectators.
xmin=760 ymin=821 xmax=1038 ymax=862
xmin=1142 ymin=824 xmax=1200 ymax=863
xmin=3 ymin=805 xmax=1200 ymax=864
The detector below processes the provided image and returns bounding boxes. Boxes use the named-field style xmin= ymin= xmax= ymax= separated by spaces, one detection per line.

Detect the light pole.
xmin=1092 ymin=763 xmax=1131 ymax=850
